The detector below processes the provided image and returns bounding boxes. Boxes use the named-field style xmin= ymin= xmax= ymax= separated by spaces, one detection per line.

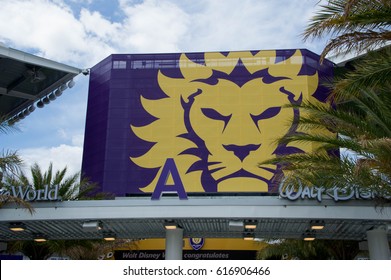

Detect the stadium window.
xmin=131 ymin=60 xmax=153 ymax=69
xmin=113 ymin=60 xmax=127 ymax=69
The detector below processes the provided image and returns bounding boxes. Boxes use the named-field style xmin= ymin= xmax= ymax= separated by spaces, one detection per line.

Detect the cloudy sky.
xmin=1 ymin=0 xmax=329 ymax=177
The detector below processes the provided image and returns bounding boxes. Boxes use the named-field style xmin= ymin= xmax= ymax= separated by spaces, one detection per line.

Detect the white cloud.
xmin=0 ymin=0 xmax=115 ymax=67
xmin=57 ymin=128 xmax=68 ymax=140
xmin=70 ymin=0 xmax=94 ymax=4
xmin=117 ymin=0 xmax=190 ymax=53
xmin=79 ymin=9 xmax=121 ymax=39
xmin=179 ymin=0 xmax=322 ymax=52
xmin=55 ymin=129 xmax=84 ymax=146
xmin=0 ymin=1 xmax=82 ymax=61
xmin=20 ymin=144 xmax=83 ymax=178
xmin=0 ymin=0 xmax=326 ymax=67
xmin=0 ymin=0 xmax=191 ymax=67
xmin=71 ymin=133 xmax=84 ymax=147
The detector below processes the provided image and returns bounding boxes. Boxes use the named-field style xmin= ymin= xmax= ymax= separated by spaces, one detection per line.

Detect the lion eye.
xmin=201 ymin=108 xmax=232 ymax=131
xmin=251 ymin=106 xmax=281 ymax=125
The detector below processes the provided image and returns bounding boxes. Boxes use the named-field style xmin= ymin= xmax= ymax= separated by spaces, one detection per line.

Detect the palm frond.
xmin=333 ymin=47 xmax=391 ymax=101
xmin=0 ymin=115 xmax=20 ymax=134
xmin=53 ymin=167 xmax=67 ymax=185
xmin=0 ymin=149 xmax=23 ymax=176
xmin=44 ymin=162 xmax=54 ymax=186
xmin=322 ymin=31 xmax=391 ymax=59
xmin=302 ymin=0 xmax=391 ymax=58
xmin=31 ymin=163 xmax=44 ymax=190
xmin=0 ymin=194 xmax=34 ymax=214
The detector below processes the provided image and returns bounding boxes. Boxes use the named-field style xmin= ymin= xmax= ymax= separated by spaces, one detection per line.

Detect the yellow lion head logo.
xmin=130 ymin=50 xmax=318 ymax=193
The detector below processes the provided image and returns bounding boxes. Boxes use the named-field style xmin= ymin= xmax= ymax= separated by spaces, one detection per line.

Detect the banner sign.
xmin=114 ymin=250 xmax=257 ymax=260
xmin=0 ymin=185 xmax=60 ymax=202
xmin=82 ymin=49 xmax=333 ymax=196
xmin=279 ymin=183 xmax=391 ymax=202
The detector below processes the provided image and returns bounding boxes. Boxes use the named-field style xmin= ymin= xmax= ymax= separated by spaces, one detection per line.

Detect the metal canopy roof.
xmin=0 ymin=196 xmax=390 ymax=242
xmin=0 ymin=44 xmax=82 ymax=119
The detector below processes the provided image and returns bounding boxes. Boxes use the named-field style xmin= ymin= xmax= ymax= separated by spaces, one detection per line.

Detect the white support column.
xmin=366 ymin=227 xmax=390 ymax=260
xmin=165 ymin=228 xmax=183 ymax=260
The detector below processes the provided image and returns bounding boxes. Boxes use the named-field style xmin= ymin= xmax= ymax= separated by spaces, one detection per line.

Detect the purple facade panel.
xmin=81 ymin=50 xmax=334 ymax=197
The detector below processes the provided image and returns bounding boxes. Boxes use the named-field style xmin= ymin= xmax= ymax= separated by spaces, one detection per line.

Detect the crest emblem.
xmin=190 ymin=238 xmax=205 ymax=250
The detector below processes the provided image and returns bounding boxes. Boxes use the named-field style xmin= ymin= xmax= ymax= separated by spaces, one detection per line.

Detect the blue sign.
xmin=190 ymin=238 xmax=205 ymax=250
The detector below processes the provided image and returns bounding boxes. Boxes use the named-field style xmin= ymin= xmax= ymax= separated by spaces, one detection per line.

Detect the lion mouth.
xmin=215 ymin=168 xmax=273 ymax=184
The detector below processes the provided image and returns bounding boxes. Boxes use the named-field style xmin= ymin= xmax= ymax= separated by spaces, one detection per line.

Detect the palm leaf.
xmin=302 ymin=0 xmax=391 ymax=59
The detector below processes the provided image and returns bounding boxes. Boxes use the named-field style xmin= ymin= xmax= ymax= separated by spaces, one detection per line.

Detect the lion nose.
xmin=223 ymin=144 xmax=261 ymax=162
